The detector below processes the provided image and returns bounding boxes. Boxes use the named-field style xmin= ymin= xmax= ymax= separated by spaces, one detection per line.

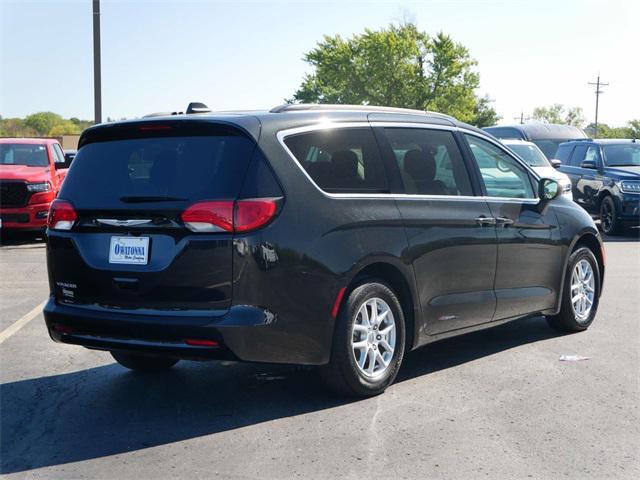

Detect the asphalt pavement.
xmin=1 ymin=230 xmax=638 ymax=479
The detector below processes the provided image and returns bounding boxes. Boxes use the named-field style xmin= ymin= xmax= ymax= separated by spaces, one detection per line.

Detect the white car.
xmin=501 ymin=139 xmax=573 ymax=200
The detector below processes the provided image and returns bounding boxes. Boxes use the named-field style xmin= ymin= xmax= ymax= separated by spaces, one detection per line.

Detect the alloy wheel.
xmin=570 ymin=259 xmax=595 ymax=322
xmin=351 ymin=297 xmax=396 ymax=378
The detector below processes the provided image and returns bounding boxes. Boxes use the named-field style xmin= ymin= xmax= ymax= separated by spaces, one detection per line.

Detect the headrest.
xmin=331 ymin=150 xmax=359 ymax=178
xmin=404 ymin=149 xmax=435 ymax=181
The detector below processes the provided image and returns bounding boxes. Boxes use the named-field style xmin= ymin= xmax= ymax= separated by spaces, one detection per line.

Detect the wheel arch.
xmin=344 ymin=260 xmax=419 ymax=353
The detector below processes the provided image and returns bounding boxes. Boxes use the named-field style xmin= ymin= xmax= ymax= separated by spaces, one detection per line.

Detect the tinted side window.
xmin=464 ymin=135 xmax=535 ymax=199
xmin=569 ymin=145 xmax=588 ymax=166
xmin=555 ymin=144 xmax=574 ymax=163
xmin=383 ymin=128 xmax=473 ymax=195
xmin=283 ymin=128 xmax=388 ymax=193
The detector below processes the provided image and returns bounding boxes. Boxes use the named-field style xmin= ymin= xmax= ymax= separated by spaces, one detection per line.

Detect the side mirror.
xmin=538 ymin=178 xmax=561 ymax=202
xmin=550 ymin=159 xmax=562 ymax=169
xmin=54 ymin=161 xmax=67 ymax=170
xmin=580 ymin=160 xmax=597 ymax=169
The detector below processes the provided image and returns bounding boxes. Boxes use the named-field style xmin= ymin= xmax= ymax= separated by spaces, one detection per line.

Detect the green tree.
xmin=628 ymin=120 xmax=640 ymax=139
xmin=532 ymin=104 xmax=585 ymax=126
xmin=23 ymin=112 xmax=64 ymax=135
xmin=291 ymin=23 xmax=499 ymax=126
xmin=48 ymin=120 xmax=81 ymax=136
xmin=0 ymin=118 xmax=38 ymax=137
xmin=584 ymin=122 xmax=634 ymax=139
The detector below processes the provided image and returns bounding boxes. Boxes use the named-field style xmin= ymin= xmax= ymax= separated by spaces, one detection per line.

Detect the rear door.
xmin=462 ymin=133 xmax=563 ymax=320
xmin=377 ymin=126 xmax=498 ymax=338
xmin=48 ymin=121 xmax=259 ymax=314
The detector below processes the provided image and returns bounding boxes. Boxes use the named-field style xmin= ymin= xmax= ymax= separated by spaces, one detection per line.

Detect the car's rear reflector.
xmin=181 ymin=198 xmax=279 ymax=233
xmin=184 ymin=339 xmax=219 ymax=347
xmin=52 ymin=323 xmax=76 ymax=334
xmin=47 ymin=200 xmax=77 ymax=231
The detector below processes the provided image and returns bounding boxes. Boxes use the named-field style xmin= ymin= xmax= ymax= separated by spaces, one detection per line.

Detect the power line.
xmin=588 ymin=74 xmax=608 ymax=138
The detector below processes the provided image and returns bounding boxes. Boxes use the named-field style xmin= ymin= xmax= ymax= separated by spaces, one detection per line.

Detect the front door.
xmin=463 ymin=133 xmax=564 ymax=320
xmin=563 ymin=144 xmax=605 ymax=213
xmin=377 ymin=126 xmax=498 ymax=339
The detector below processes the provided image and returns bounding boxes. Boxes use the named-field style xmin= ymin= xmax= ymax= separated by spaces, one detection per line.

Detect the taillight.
xmin=47 ymin=200 xmax=77 ymax=231
xmin=235 ymin=199 xmax=278 ymax=232
xmin=181 ymin=198 xmax=279 ymax=233
xmin=181 ymin=201 xmax=234 ymax=232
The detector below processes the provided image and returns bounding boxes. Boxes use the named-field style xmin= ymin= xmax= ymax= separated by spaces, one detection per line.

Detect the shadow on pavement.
xmin=602 ymin=227 xmax=640 ymax=243
xmin=0 ymin=230 xmax=46 ymax=247
xmin=1 ymin=315 xmax=561 ymax=474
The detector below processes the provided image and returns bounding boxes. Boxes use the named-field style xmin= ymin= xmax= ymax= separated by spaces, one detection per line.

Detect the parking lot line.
xmin=0 ymin=299 xmax=47 ymax=344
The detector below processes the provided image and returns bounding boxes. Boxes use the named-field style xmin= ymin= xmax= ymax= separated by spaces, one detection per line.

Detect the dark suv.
xmin=44 ymin=104 xmax=605 ymax=396
xmin=555 ymin=139 xmax=640 ymax=235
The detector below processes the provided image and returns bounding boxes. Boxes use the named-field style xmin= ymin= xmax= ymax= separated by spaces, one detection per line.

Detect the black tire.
xmin=599 ymin=196 xmax=623 ymax=235
xmin=321 ymin=281 xmax=406 ymax=397
xmin=111 ymin=351 xmax=179 ymax=372
xmin=547 ymin=247 xmax=600 ymax=332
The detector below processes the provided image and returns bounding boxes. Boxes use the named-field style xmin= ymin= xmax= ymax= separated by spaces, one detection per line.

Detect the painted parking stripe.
xmin=0 ymin=300 xmax=47 ymax=344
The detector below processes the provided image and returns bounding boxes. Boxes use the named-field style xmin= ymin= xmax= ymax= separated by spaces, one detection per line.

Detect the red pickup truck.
xmin=0 ymin=138 xmax=71 ymax=231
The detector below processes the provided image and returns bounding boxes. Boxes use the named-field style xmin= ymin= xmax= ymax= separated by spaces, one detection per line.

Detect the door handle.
xmin=475 ymin=216 xmax=497 ymax=226
xmin=495 ymin=217 xmax=515 ymax=227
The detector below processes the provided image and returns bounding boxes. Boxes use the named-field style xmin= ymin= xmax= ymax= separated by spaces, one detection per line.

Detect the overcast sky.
xmin=1 ymin=0 xmax=638 ymax=126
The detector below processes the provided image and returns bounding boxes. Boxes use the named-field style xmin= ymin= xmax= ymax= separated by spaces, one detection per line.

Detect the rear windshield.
xmin=0 ymin=143 xmax=49 ymax=167
xmin=60 ymin=133 xmax=256 ymax=209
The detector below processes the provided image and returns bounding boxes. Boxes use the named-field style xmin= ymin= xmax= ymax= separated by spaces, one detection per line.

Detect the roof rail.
xmin=269 ymin=103 xmax=451 ymax=118
xmin=566 ymin=138 xmax=593 ymax=142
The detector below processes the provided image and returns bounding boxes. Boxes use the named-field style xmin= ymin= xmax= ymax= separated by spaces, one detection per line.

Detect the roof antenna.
xmin=186 ymin=102 xmax=211 ymax=114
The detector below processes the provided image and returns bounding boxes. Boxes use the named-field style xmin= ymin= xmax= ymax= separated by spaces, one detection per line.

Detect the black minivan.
xmin=44 ymin=104 xmax=605 ymax=396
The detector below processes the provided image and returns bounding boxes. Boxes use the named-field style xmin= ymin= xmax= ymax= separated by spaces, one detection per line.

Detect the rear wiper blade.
xmin=119 ymin=195 xmax=188 ymax=203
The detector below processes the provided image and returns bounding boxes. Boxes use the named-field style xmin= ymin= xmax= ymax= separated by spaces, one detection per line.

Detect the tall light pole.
xmin=588 ymin=74 xmax=608 ymax=138
xmin=93 ymin=0 xmax=102 ymax=124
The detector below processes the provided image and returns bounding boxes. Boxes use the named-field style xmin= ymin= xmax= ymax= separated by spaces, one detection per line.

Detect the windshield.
xmin=531 ymin=140 xmax=562 ymax=159
xmin=603 ymin=144 xmax=640 ymax=166
xmin=507 ymin=144 xmax=550 ymax=167
xmin=0 ymin=143 xmax=49 ymax=167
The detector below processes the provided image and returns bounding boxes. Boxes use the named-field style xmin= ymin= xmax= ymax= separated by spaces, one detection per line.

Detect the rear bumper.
xmin=0 ymin=203 xmax=50 ymax=230
xmin=43 ymin=297 xmax=326 ymax=364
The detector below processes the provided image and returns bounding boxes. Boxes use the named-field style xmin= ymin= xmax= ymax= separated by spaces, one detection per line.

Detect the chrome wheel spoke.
xmin=379 ymin=324 xmax=395 ymax=336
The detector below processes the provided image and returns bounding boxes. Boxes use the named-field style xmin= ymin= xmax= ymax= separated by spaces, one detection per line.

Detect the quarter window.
xmin=464 ymin=134 xmax=535 ymax=199
xmin=383 ymin=128 xmax=473 ymax=195
xmin=283 ymin=128 xmax=388 ymax=193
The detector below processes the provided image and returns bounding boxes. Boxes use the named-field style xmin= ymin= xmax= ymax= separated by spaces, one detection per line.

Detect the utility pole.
xmin=513 ymin=111 xmax=530 ymax=124
xmin=588 ymin=74 xmax=608 ymax=138
xmin=93 ymin=0 xmax=102 ymax=124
